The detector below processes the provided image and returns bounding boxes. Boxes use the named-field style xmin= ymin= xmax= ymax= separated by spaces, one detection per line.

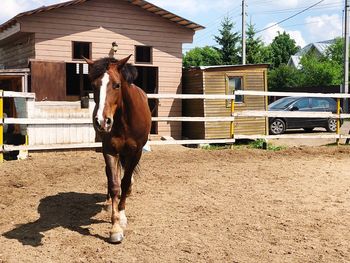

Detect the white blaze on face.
xmin=97 ymin=72 xmax=109 ymax=126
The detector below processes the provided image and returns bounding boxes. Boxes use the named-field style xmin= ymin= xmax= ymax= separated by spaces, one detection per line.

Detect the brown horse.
xmin=85 ymin=55 xmax=151 ymax=243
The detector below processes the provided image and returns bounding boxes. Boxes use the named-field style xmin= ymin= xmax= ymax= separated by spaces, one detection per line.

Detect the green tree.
xmin=324 ymin=37 xmax=344 ymax=65
xmin=269 ymin=31 xmax=299 ymax=68
xmin=268 ymin=65 xmax=302 ymax=91
xmin=299 ymin=53 xmax=342 ymax=86
xmin=214 ymin=17 xmax=241 ymax=64
xmin=246 ymin=22 xmax=268 ymax=64
xmin=183 ymin=46 xmax=222 ymax=68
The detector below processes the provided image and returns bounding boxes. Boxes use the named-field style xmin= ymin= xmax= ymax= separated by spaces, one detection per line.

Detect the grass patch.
xmin=200 ymin=140 xmax=286 ymax=151
xmin=200 ymin=144 xmax=231 ymax=150
xmin=248 ymin=139 xmax=286 ymax=151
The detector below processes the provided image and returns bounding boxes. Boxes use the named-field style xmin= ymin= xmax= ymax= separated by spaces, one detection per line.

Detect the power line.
xmin=256 ymin=0 xmax=326 ymax=33
xmin=251 ymin=2 xmax=342 ymax=15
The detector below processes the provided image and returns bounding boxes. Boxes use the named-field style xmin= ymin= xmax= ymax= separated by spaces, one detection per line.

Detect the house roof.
xmin=288 ymin=39 xmax=335 ymax=68
xmin=295 ymin=39 xmax=334 ymax=56
xmin=288 ymin=55 xmax=301 ymax=69
xmin=0 ymin=0 xmax=204 ymax=32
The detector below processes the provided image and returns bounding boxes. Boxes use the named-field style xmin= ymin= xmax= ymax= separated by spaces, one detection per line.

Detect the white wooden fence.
xmin=1 ymin=90 xmax=350 ymax=161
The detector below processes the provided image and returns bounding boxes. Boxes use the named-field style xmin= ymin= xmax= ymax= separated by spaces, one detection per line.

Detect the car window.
xmin=311 ymin=98 xmax=330 ymax=109
xmin=268 ymin=97 xmax=295 ymax=109
xmin=294 ymin=98 xmax=309 ymax=109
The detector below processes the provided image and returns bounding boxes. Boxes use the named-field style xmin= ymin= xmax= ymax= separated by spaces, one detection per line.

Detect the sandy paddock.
xmin=1 ymin=145 xmax=350 ymax=263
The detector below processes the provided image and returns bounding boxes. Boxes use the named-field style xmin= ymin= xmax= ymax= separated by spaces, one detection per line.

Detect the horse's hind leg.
xmin=104 ymin=153 xmax=124 ymax=243
xmin=118 ymin=151 xmax=142 ymax=228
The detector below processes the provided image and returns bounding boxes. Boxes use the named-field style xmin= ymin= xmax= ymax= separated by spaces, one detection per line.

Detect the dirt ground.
xmin=1 ymin=145 xmax=350 ymax=263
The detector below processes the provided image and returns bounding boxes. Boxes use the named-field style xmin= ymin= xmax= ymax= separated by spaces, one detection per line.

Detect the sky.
xmin=0 ymin=0 xmax=345 ymax=52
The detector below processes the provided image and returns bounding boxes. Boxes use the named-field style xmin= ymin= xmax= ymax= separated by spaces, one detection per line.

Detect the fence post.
xmin=336 ymin=98 xmax=341 ymax=145
xmin=0 ymin=90 xmax=3 ymax=163
xmin=229 ymin=94 xmax=236 ymax=149
xmin=230 ymin=95 xmax=235 ymax=139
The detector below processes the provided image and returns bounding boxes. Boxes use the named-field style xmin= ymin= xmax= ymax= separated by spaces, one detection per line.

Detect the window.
xmin=72 ymin=41 xmax=91 ymax=60
xmin=311 ymin=98 xmax=330 ymax=109
xmin=66 ymin=63 xmax=92 ymax=96
xmin=227 ymin=76 xmax=243 ymax=106
xmin=135 ymin=46 xmax=152 ymax=63
xmin=294 ymin=98 xmax=309 ymax=110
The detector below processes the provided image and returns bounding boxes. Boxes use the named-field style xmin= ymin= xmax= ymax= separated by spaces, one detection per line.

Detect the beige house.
xmin=0 ymin=0 xmax=203 ymax=139
xmin=182 ymin=64 xmax=269 ymax=139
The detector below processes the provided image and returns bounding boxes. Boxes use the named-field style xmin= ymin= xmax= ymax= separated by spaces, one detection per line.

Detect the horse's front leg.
xmin=104 ymin=153 xmax=124 ymax=243
xmin=118 ymin=151 xmax=142 ymax=229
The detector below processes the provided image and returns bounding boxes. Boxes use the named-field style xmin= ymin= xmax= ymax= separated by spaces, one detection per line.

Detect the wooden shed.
xmin=0 ymin=0 xmax=203 ymax=140
xmin=182 ymin=64 xmax=269 ymax=139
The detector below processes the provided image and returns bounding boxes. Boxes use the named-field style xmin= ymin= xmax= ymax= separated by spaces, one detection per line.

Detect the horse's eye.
xmin=112 ymin=83 xmax=121 ymax=89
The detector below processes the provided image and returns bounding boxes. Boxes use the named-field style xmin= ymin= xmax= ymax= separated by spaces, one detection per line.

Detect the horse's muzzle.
xmin=94 ymin=117 xmax=113 ymax=133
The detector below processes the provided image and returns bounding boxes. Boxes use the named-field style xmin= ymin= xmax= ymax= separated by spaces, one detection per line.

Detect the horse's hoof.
xmin=109 ymin=232 xmax=124 ymax=244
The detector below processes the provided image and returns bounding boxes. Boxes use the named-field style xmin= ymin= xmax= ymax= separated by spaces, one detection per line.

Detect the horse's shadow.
xmin=3 ymin=192 xmax=107 ymax=246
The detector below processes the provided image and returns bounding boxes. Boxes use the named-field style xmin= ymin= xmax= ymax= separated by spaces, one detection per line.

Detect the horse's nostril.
xmin=106 ymin=118 xmax=112 ymax=125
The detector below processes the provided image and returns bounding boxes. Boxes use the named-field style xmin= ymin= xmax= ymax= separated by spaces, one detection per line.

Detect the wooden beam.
xmin=5 ymin=118 xmax=92 ymax=125
xmin=2 ymin=91 xmax=35 ymax=98
xmin=235 ymin=110 xmax=340 ymax=118
xmin=146 ymin=94 xmax=236 ymax=99
xmin=0 ymin=23 xmax=20 ymax=41
xmin=152 ymin=117 xmax=235 ymax=122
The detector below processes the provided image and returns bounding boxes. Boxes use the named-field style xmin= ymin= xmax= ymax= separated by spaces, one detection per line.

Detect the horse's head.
xmin=85 ymin=55 xmax=132 ymax=133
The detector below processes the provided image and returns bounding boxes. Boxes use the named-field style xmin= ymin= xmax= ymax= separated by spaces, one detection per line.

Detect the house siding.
xmin=15 ymin=0 xmax=194 ymax=139
xmin=0 ymin=34 xmax=35 ymax=69
xmin=182 ymin=66 xmax=268 ymax=139
xmin=203 ymin=68 xmax=267 ymax=139
xmin=182 ymin=69 xmax=204 ymax=139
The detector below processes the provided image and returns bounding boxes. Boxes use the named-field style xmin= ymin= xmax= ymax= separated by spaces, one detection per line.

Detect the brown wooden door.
xmin=31 ymin=61 xmax=66 ymax=101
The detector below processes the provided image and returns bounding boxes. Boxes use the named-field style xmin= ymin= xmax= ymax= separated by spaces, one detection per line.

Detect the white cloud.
xmin=305 ymin=14 xmax=342 ymax=42
xmin=260 ymin=23 xmax=306 ymax=47
xmin=0 ymin=0 xmax=29 ymax=22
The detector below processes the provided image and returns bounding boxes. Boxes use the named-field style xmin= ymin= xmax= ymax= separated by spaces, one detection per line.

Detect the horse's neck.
xmin=120 ymin=81 xmax=132 ymax=103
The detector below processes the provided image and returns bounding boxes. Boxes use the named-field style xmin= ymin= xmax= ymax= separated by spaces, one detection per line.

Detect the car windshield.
xmin=269 ymin=97 xmax=296 ymax=110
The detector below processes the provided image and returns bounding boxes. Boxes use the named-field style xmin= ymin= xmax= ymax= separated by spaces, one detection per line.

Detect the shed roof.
xmin=0 ymin=0 xmax=205 ymax=32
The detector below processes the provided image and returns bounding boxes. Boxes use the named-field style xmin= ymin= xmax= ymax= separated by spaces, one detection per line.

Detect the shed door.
xmin=31 ymin=61 xmax=66 ymax=101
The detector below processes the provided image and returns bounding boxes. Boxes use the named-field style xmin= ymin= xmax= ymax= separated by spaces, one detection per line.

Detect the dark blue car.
xmin=268 ymin=97 xmax=341 ymax=135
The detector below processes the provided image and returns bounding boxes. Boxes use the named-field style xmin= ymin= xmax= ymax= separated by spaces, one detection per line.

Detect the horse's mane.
xmin=88 ymin=57 xmax=138 ymax=84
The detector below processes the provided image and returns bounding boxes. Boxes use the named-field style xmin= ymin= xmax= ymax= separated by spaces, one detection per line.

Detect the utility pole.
xmin=242 ymin=0 xmax=246 ymax=65
xmin=344 ymin=0 xmax=349 ymax=112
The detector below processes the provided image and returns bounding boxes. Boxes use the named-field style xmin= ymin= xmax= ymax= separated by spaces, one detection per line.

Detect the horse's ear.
xmin=83 ymin=56 xmax=94 ymax=65
xmin=117 ymin=54 xmax=132 ymax=68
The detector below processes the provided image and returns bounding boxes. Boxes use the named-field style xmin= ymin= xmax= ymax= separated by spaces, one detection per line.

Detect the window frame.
xmin=72 ymin=41 xmax=92 ymax=61
xmin=135 ymin=45 xmax=153 ymax=64
xmin=225 ymin=74 xmax=245 ymax=107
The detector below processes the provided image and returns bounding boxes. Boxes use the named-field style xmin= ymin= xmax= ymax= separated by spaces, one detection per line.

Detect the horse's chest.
xmin=109 ymin=136 xmax=138 ymax=153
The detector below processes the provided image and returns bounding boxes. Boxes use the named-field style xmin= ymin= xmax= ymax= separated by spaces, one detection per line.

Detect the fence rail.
xmin=1 ymin=90 xmax=350 ymax=161
xmin=235 ymin=90 xmax=350 ymax=99
xmin=3 ymin=91 xmax=35 ymax=98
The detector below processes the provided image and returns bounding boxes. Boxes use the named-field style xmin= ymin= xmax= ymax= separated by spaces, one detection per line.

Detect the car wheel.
xmin=326 ymin=118 xmax=337 ymax=132
xmin=303 ymin=127 xmax=314 ymax=132
xmin=270 ymin=119 xmax=286 ymax=135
